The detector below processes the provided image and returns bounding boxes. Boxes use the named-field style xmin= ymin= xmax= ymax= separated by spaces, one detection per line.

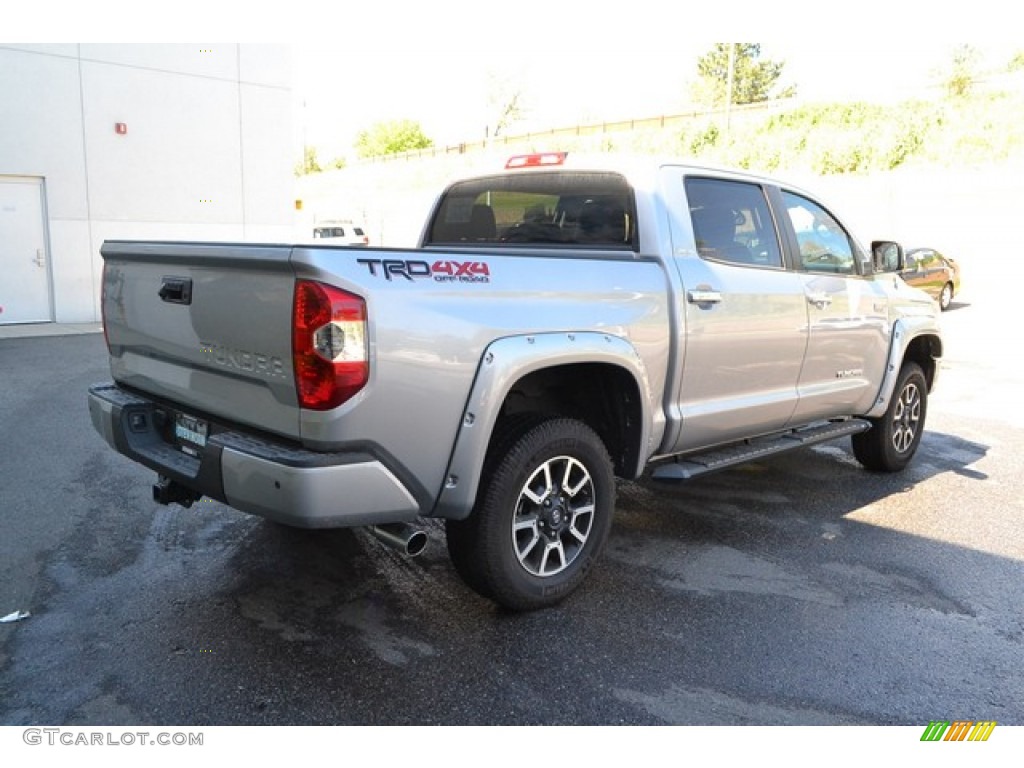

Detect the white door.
xmin=0 ymin=177 xmax=52 ymax=324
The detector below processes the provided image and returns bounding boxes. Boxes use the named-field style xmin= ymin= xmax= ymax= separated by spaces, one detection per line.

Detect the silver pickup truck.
xmin=88 ymin=152 xmax=943 ymax=610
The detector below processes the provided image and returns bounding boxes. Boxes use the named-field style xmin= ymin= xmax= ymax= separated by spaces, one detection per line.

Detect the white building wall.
xmin=0 ymin=44 xmax=293 ymax=323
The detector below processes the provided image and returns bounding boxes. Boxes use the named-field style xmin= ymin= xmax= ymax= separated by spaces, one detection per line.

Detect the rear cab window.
xmin=426 ymin=171 xmax=637 ymax=250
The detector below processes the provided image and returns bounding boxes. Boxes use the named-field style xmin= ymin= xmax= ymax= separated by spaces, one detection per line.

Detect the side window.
xmin=685 ymin=177 xmax=783 ymax=268
xmin=782 ymin=192 xmax=856 ymax=275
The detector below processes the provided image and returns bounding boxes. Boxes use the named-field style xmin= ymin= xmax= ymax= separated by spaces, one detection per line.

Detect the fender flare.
xmin=865 ymin=317 xmax=943 ymax=419
xmin=430 ymin=331 xmax=657 ymax=520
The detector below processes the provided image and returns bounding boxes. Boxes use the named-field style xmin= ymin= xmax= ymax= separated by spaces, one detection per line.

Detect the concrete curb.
xmin=0 ymin=322 xmax=104 ymax=340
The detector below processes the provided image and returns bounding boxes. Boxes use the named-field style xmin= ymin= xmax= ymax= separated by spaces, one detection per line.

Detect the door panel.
xmin=668 ymin=176 xmax=808 ymax=453
xmin=0 ymin=177 xmax=52 ymax=324
xmin=778 ymin=190 xmax=889 ymax=421
xmin=674 ymin=257 xmax=809 ymax=450
xmin=791 ymin=272 xmax=890 ymax=420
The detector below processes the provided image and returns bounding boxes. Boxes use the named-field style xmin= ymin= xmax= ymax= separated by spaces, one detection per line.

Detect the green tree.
xmin=294 ymin=145 xmax=322 ymax=176
xmin=1010 ymin=51 xmax=1024 ymax=71
xmin=695 ymin=43 xmax=792 ymax=106
xmin=355 ymin=119 xmax=433 ymax=158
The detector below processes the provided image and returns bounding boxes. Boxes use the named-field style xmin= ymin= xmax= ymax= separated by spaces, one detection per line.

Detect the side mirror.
xmin=871 ymin=240 xmax=904 ymax=273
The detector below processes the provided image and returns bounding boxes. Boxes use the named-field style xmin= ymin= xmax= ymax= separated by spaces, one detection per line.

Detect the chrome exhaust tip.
xmin=368 ymin=523 xmax=428 ymax=557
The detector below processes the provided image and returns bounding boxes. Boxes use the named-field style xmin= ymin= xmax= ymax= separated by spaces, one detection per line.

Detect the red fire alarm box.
xmin=115 ymin=123 xmax=128 ymax=135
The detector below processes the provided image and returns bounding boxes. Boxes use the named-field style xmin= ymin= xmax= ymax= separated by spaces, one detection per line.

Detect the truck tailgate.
xmin=101 ymin=241 xmax=300 ymax=439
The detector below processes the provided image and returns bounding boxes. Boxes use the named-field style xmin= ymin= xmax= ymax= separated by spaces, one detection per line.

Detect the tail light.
xmin=292 ymin=280 xmax=368 ymax=410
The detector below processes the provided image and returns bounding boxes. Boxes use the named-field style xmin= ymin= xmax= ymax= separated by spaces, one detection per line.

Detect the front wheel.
xmin=852 ymin=361 xmax=928 ymax=472
xmin=445 ymin=418 xmax=615 ymax=611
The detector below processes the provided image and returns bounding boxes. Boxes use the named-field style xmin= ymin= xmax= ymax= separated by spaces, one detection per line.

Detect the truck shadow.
xmin=605 ymin=429 xmax=993 ymax=597
xmin=621 ymin=428 xmax=989 ymax=537
xmin=141 ymin=425 xmax=1013 ymax=724
xmin=232 ymin=428 xmax=990 ymax=613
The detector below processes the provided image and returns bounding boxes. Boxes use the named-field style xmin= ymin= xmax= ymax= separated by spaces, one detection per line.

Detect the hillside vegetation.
xmin=298 ymin=80 xmax=1024 ymax=251
xmin=481 ymin=83 xmax=1024 ymax=177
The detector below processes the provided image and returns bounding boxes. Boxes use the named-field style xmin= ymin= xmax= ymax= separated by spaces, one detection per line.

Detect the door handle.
xmin=158 ymin=276 xmax=193 ymax=305
xmin=687 ymin=289 xmax=722 ymax=305
xmin=33 ymin=249 xmax=46 ymax=268
xmin=806 ymin=292 xmax=832 ymax=309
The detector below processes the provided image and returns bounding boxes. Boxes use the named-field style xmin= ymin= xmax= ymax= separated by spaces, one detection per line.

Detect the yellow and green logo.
xmin=920 ymin=721 xmax=996 ymax=742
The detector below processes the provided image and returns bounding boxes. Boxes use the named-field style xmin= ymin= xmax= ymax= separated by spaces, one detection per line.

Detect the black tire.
xmin=852 ymin=361 xmax=928 ymax=472
xmin=445 ymin=418 xmax=615 ymax=611
xmin=445 ymin=414 xmax=547 ymax=600
xmin=939 ymin=282 xmax=954 ymax=311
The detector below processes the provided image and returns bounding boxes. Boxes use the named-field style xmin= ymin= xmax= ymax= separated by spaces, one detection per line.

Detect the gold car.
xmin=901 ymin=248 xmax=962 ymax=311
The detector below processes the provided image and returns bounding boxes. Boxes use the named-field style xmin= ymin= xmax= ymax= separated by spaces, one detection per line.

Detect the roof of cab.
xmin=480 ymin=150 xmax=788 ymax=189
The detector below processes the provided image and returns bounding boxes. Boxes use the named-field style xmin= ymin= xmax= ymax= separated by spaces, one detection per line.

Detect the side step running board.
xmin=649 ymin=419 xmax=872 ymax=482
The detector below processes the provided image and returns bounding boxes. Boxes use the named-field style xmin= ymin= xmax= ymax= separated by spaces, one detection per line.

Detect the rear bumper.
xmin=87 ymin=383 xmax=420 ymax=528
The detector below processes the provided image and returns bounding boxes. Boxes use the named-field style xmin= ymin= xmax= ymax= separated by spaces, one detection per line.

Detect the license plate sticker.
xmin=174 ymin=413 xmax=208 ymax=448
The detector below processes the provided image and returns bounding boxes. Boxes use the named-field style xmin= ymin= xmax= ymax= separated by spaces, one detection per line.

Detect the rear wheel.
xmin=939 ymin=282 xmax=954 ymax=311
xmin=852 ymin=361 xmax=928 ymax=472
xmin=445 ymin=418 xmax=615 ymax=611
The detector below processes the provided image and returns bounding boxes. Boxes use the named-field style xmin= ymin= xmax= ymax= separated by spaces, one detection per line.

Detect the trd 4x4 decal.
xmin=357 ymin=258 xmax=490 ymax=283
